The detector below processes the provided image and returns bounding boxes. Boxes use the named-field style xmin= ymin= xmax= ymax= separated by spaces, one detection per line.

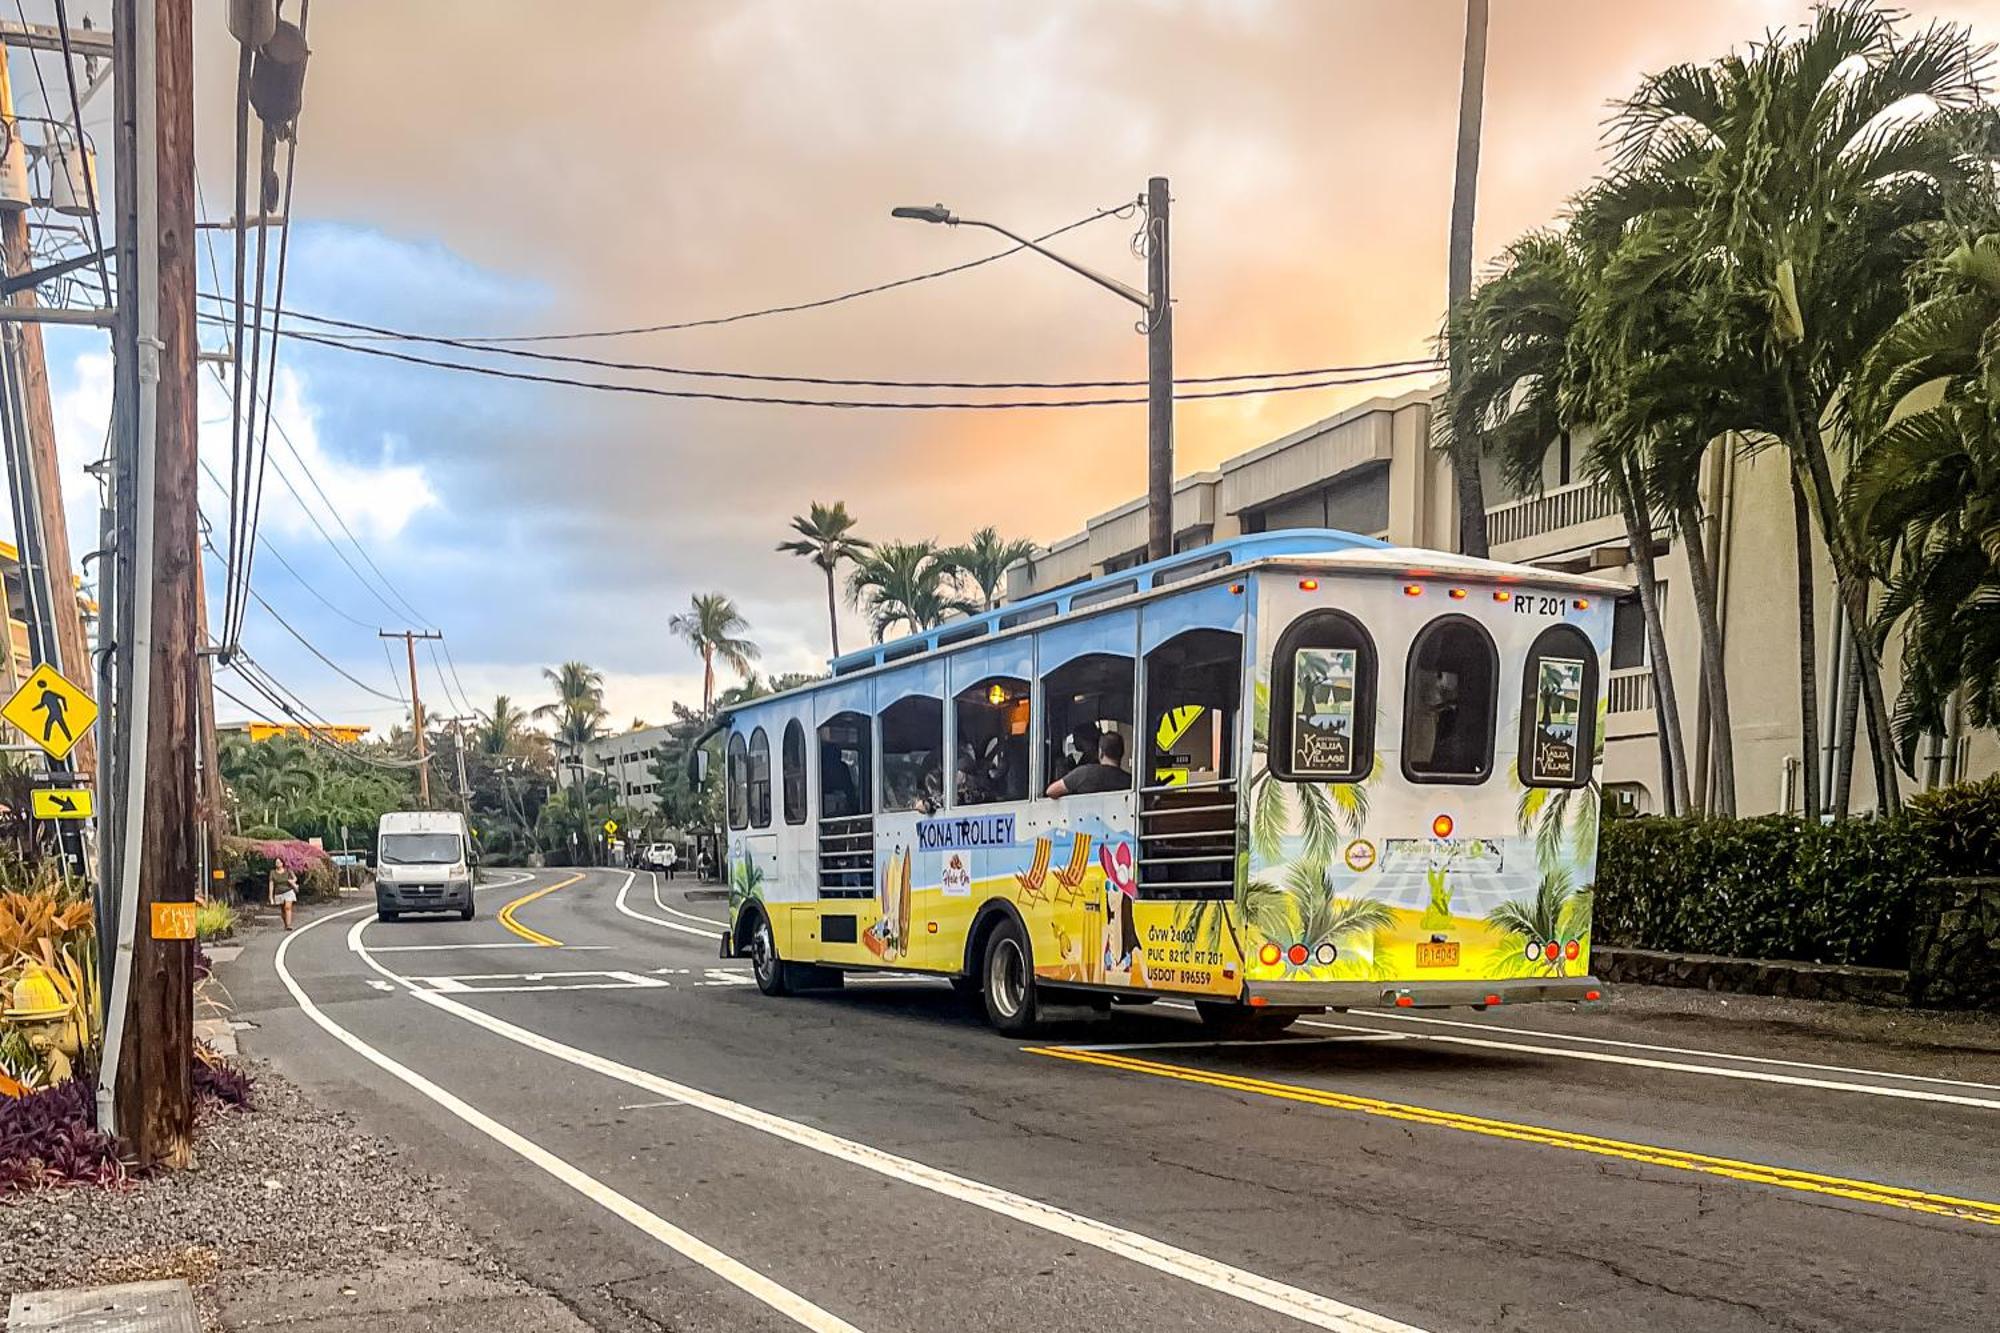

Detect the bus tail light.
xmin=1258 ymin=942 xmax=1281 ymax=966
xmin=1544 ymin=942 xmax=1561 ymax=962
xmin=1286 ymin=943 xmax=1309 ymax=966
xmin=1431 ymin=813 xmax=1453 ymax=838
xmin=1584 ymin=990 xmax=1602 ymax=1002
xmin=1395 ymin=995 xmax=1415 ymax=1007
xmin=1485 ymin=994 xmax=1502 ymax=1006
xmin=1564 ymin=939 xmax=1580 ymax=960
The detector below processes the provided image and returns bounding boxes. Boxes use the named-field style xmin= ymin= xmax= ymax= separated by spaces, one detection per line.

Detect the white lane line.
xmin=347 ymin=929 xmax=1424 ymax=1333
xmin=369 ymin=942 xmax=612 ymax=954
xmin=274 ymin=900 xmax=865 ymax=1332
xmin=615 ymin=871 xmax=724 ymax=940
xmin=1290 ymin=1018 xmax=2000 ymax=1111
xmin=1356 ymin=1010 xmax=2000 ymax=1093
xmin=406 ymin=970 xmax=671 ymax=994
xmin=651 ymin=871 xmax=730 ymax=927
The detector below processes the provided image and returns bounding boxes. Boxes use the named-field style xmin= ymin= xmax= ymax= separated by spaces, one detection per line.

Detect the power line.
xmin=198 ymin=299 xmax=1442 ymax=391
xmin=273 ymin=332 xmax=1444 ymax=410
xmin=302 ymin=203 xmax=1139 ymax=344
xmin=195 ymin=452 xmax=378 ymax=631
xmin=212 ymin=675 xmax=429 ymax=773
xmin=193 ymin=298 xmax=1441 ymax=392
xmin=196 ymin=528 xmax=403 ymax=703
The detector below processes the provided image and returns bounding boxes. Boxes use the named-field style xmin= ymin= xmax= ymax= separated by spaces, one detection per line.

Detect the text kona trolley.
xmin=714 ymin=530 xmax=1618 ymax=1034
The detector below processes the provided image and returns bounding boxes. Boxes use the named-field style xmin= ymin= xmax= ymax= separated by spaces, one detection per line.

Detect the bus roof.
xmin=710 ymin=530 xmax=1630 ymax=730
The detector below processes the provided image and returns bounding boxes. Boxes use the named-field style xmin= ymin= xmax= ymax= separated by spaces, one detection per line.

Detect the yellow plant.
xmin=0 ymin=889 xmax=94 ymax=956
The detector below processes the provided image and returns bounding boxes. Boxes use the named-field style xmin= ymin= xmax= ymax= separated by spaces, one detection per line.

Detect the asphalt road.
xmin=226 ymin=868 xmax=2000 ymax=1332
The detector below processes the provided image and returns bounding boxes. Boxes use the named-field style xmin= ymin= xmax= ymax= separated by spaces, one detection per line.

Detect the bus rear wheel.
xmin=1195 ymin=1001 xmax=1301 ymax=1037
xmin=750 ymin=914 xmax=791 ymax=996
xmin=981 ymin=918 xmax=1041 ymax=1035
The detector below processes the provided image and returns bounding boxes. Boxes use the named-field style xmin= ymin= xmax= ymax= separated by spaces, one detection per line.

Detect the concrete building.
xmin=1004 ymin=388 xmax=1995 ymax=815
xmin=561 ymin=723 xmax=676 ymax=814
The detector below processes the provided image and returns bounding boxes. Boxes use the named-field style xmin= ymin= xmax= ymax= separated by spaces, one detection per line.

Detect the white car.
xmin=642 ymin=842 xmax=678 ymax=873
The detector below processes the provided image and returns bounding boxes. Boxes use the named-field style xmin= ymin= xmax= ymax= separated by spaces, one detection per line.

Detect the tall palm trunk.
xmin=1673 ymin=495 xmax=1736 ymax=815
xmin=1793 ymin=409 xmax=1901 ymax=811
xmin=1446 ymin=0 xmax=1491 ymax=558
xmin=702 ymin=646 xmax=715 ymax=716
xmin=1613 ymin=462 xmax=1690 ymax=815
xmin=1830 ymin=627 xmax=1861 ymax=816
xmin=823 ymin=565 xmax=841 ymax=659
xmin=1788 ymin=463 xmax=1822 ymax=821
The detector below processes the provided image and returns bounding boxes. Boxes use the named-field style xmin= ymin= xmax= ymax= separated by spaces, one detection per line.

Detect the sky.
xmin=16 ymin=0 xmax=2000 ymax=735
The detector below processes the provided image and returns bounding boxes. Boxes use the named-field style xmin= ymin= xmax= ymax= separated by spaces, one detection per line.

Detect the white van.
xmin=375 ymin=810 xmax=474 ymax=921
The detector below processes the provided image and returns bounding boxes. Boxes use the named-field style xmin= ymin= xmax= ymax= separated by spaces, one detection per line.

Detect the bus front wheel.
xmin=981 ymin=918 xmax=1041 ymax=1035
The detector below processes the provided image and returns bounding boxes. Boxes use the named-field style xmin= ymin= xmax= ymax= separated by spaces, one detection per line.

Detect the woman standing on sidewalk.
xmin=269 ymin=861 xmax=299 ymax=931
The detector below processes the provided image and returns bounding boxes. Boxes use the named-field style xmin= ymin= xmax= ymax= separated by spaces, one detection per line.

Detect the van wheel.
xmin=459 ymin=902 xmax=475 ymax=922
xmin=750 ymin=914 xmax=791 ymax=996
xmin=376 ymin=908 xmax=398 ymax=923
xmin=981 ymin=918 xmax=1041 ymax=1035
xmin=1196 ymin=1001 xmax=1300 ymax=1037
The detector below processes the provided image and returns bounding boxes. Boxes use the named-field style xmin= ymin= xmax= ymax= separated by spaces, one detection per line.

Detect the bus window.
xmin=1403 ymin=616 xmax=1499 ymax=783
xmin=1271 ymin=611 xmax=1376 ymax=782
xmin=954 ymin=677 xmax=1030 ymax=806
xmin=782 ymin=720 xmax=808 ymax=824
xmin=1043 ymin=652 xmax=1135 ymax=791
xmin=726 ymin=731 xmax=749 ymax=829
xmin=1144 ymin=629 xmax=1241 ymax=787
xmin=1520 ymin=624 xmax=1598 ymax=788
xmin=747 ymin=727 xmax=772 ymax=828
xmin=880 ymin=696 xmax=944 ymax=813
xmin=818 ymin=712 xmax=872 ymax=817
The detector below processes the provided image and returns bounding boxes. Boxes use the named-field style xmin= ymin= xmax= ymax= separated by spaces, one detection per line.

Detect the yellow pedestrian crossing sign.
xmin=2 ymin=665 xmax=97 ymax=761
xmin=31 ymin=788 xmax=92 ymax=820
xmin=603 ymin=819 xmax=619 ymax=837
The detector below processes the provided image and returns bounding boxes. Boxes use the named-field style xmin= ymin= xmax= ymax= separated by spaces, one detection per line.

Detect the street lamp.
xmin=893 ymin=179 xmax=1176 ymax=562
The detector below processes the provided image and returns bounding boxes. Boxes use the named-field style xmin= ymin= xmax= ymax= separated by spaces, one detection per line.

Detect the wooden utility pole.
xmin=381 ymin=628 xmax=440 ymax=806
xmin=117 ymin=0 xmax=198 ymax=1168
xmin=0 ymin=41 xmax=97 ymax=775
xmin=1144 ymin=176 xmax=1173 ymax=564
xmin=1445 ymin=0 xmax=1491 ymax=559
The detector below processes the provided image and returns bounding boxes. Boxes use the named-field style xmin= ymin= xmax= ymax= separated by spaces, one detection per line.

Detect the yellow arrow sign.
xmin=1 ymin=664 xmax=98 ymax=761
xmin=30 ymin=788 xmax=93 ymax=820
xmin=603 ymin=819 xmax=619 ymax=836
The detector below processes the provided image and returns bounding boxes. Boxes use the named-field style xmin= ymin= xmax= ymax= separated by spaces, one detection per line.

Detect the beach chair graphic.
xmin=1051 ymin=833 xmax=1092 ymax=904
xmin=1014 ymin=835 xmax=1053 ymax=904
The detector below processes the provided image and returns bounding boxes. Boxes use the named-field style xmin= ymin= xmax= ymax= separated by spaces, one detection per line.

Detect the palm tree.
xmin=1486 ymin=870 xmax=1591 ymax=979
xmin=778 ymin=501 xmax=871 ymax=659
xmin=939 ymin=527 xmax=1038 ymax=612
xmin=1850 ymin=224 xmax=2000 ymax=768
xmin=846 ymin=540 xmax=968 ymax=641
xmin=532 ymin=662 xmax=607 ymax=760
xmin=669 ymin=593 xmax=760 ymax=716
xmin=1599 ymin=1 xmax=1992 ymax=809
xmin=475 ymin=695 xmax=531 ymax=757
xmin=1444 ymin=0 xmax=1492 ymax=558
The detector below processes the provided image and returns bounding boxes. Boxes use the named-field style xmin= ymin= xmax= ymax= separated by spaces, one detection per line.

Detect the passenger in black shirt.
xmin=1046 ymin=731 xmax=1130 ymax=797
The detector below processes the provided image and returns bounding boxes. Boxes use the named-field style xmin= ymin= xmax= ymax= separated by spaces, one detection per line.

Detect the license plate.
xmin=1415 ymin=941 xmax=1460 ymax=968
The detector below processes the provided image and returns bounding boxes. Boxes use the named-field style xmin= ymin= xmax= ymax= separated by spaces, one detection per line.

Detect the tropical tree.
xmin=846 ymin=540 xmax=969 ymax=640
xmin=939 ymin=527 xmax=1038 ymax=612
xmin=1485 ymin=870 xmax=1591 ymax=978
xmin=1850 ymin=221 xmax=2000 ymax=764
xmin=1598 ymin=1 xmax=1993 ymax=810
xmin=668 ymin=593 xmax=760 ymax=716
xmin=473 ymin=695 xmax=532 ymax=757
xmin=778 ymin=501 xmax=871 ymax=658
xmin=533 ymin=661 xmax=607 ymax=758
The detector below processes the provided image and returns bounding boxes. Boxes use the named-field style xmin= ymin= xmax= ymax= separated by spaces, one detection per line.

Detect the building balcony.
xmin=1485 ymin=478 xmax=1619 ymax=548
xmin=1607 ymin=666 xmax=1653 ymax=715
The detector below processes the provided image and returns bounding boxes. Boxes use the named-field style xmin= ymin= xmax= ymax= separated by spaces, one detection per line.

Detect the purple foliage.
xmin=194 ymin=1041 xmax=254 ymax=1109
xmin=0 ymin=1079 xmax=124 ymax=1192
xmin=252 ymin=840 xmax=331 ymax=875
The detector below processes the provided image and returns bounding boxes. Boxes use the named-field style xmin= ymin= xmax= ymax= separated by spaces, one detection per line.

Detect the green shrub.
xmin=238 ymin=824 xmax=293 ymax=840
xmin=194 ymin=899 xmax=237 ymax=941
xmin=1594 ymin=775 xmax=2000 ymax=969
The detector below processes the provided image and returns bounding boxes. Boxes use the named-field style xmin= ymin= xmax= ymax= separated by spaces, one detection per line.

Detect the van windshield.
xmin=380 ymin=833 xmax=462 ymax=866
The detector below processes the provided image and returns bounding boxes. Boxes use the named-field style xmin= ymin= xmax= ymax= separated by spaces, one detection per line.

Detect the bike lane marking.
xmin=279 ymin=887 xmax=867 ymax=1333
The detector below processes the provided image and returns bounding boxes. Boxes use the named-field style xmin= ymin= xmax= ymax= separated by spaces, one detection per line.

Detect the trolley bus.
xmin=712 ymin=529 xmax=1618 ymax=1034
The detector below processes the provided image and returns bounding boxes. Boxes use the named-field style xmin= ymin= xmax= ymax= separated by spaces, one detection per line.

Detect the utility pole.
xmin=1445 ymin=0 xmax=1491 ymax=559
xmin=380 ymin=628 xmax=440 ymax=806
xmin=0 ymin=40 xmax=98 ymax=775
xmin=1144 ymin=176 xmax=1173 ymax=563
xmin=107 ymin=0 xmax=197 ymax=1167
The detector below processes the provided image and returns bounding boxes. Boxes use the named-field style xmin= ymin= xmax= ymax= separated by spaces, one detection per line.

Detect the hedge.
xmin=1594 ymin=774 xmax=2000 ymax=970
xmin=217 ymin=836 xmax=337 ymax=904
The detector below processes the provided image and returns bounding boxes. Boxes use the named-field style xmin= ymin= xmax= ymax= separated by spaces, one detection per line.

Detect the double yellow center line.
xmin=496 ymin=872 xmax=585 ymax=947
xmin=1031 ymin=1045 xmax=2000 ymax=1227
